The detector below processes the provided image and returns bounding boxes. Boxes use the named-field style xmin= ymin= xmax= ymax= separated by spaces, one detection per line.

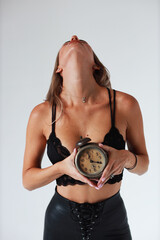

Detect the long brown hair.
xmin=45 ymin=47 xmax=112 ymax=110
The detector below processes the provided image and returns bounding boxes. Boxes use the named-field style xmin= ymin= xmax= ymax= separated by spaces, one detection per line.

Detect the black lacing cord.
xmin=69 ymin=201 xmax=104 ymax=240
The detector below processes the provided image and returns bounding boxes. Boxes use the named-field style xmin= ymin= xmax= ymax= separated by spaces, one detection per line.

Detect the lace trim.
xmin=56 ymin=172 xmax=123 ymax=186
xmin=48 ymin=126 xmax=125 ymax=186
xmin=47 ymin=132 xmax=70 ymax=158
xmin=56 ymin=175 xmax=85 ymax=186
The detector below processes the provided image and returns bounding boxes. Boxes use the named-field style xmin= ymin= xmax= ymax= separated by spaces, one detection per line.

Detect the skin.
xmin=22 ymin=35 xmax=149 ymax=203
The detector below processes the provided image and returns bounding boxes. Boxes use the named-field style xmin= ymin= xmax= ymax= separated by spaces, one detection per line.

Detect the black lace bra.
xmin=46 ymin=87 xmax=126 ymax=186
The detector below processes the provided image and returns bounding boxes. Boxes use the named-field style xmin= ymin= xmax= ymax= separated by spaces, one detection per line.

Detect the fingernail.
xmin=89 ymin=184 xmax=93 ymax=187
xmin=98 ymin=183 xmax=103 ymax=188
xmin=102 ymin=177 xmax=105 ymax=182
xmin=95 ymin=187 xmax=100 ymax=190
xmin=98 ymin=143 xmax=103 ymax=146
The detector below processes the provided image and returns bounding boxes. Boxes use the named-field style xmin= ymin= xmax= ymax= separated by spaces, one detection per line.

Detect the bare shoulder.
xmin=113 ymin=89 xmax=143 ymax=130
xmin=113 ymin=88 xmax=139 ymax=114
xmin=27 ymin=101 xmax=52 ymax=135
xmin=29 ymin=100 xmax=51 ymax=119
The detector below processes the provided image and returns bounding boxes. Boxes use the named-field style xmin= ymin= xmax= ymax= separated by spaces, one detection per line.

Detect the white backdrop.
xmin=0 ymin=0 xmax=159 ymax=239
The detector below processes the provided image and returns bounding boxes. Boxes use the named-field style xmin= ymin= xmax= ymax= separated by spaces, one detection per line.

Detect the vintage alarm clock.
xmin=74 ymin=137 xmax=108 ymax=179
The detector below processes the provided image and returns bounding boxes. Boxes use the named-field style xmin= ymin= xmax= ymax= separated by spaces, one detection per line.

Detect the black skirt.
xmin=43 ymin=186 xmax=132 ymax=240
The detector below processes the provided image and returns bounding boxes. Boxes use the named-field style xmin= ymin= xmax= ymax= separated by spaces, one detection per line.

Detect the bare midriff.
xmin=57 ymin=182 xmax=122 ymax=203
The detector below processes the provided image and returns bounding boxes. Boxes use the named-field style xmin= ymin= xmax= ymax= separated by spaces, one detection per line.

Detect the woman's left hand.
xmin=96 ymin=143 xmax=127 ymax=189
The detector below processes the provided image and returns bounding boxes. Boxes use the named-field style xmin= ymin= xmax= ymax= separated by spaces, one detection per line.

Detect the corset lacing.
xmin=69 ymin=200 xmax=105 ymax=240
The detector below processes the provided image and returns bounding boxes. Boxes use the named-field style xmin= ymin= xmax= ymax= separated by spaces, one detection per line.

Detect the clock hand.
xmin=90 ymin=160 xmax=96 ymax=163
xmin=90 ymin=160 xmax=102 ymax=164
xmin=87 ymin=152 xmax=91 ymax=160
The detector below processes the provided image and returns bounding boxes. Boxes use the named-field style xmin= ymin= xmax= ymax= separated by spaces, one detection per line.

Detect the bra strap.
xmin=107 ymin=88 xmax=116 ymax=127
xmin=113 ymin=89 xmax=116 ymax=127
xmin=51 ymin=103 xmax=56 ymax=133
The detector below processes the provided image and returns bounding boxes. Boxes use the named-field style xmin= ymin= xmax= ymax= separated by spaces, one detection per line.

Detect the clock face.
xmin=77 ymin=147 xmax=106 ymax=176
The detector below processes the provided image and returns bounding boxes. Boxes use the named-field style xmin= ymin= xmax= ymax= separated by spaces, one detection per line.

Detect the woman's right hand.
xmin=60 ymin=148 xmax=97 ymax=188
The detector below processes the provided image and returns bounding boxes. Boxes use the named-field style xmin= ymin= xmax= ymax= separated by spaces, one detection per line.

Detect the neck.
xmin=60 ymin=62 xmax=101 ymax=106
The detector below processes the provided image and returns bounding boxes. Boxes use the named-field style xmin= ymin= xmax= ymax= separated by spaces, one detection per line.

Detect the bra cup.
xmin=47 ymin=126 xmax=125 ymax=186
xmin=47 ymin=88 xmax=125 ymax=186
xmin=102 ymin=127 xmax=125 ymax=150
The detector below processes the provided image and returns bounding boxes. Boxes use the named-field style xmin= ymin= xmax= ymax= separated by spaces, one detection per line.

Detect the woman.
xmin=22 ymin=35 xmax=149 ymax=240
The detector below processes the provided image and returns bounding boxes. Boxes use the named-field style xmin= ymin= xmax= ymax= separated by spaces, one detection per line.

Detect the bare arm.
xmin=22 ymin=103 xmax=95 ymax=191
xmin=123 ymin=95 xmax=149 ymax=175
xmin=97 ymin=93 xmax=150 ymax=188
xmin=22 ymin=103 xmax=64 ymax=191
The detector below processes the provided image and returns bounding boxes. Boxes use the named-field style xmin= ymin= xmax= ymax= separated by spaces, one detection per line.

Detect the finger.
xmin=74 ymin=169 xmax=97 ymax=187
xmin=98 ymin=166 xmax=123 ymax=189
xmin=97 ymin=164 xmax=113 ymax=186
xmin=90 ymin=178 xmax=99 ymax=182
xmin=98 ymin=143 xmax=114 ymax=152
xmin=115 ymin=168 xmax=123 ymax=175
xmin=94 ymin=174 xmax=111 ymax=190
xmin=106 ymin=166 xmax=123 ymax=178
xmin=73 ymin=147 xmax=78 ymax=155
xmin=103 ymin=175 xmax=114 ymax=185
xmin=100 ymin=161 xmax=124 ymax=183
xmin=70 ymin=148 xmax=78 ymax=161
